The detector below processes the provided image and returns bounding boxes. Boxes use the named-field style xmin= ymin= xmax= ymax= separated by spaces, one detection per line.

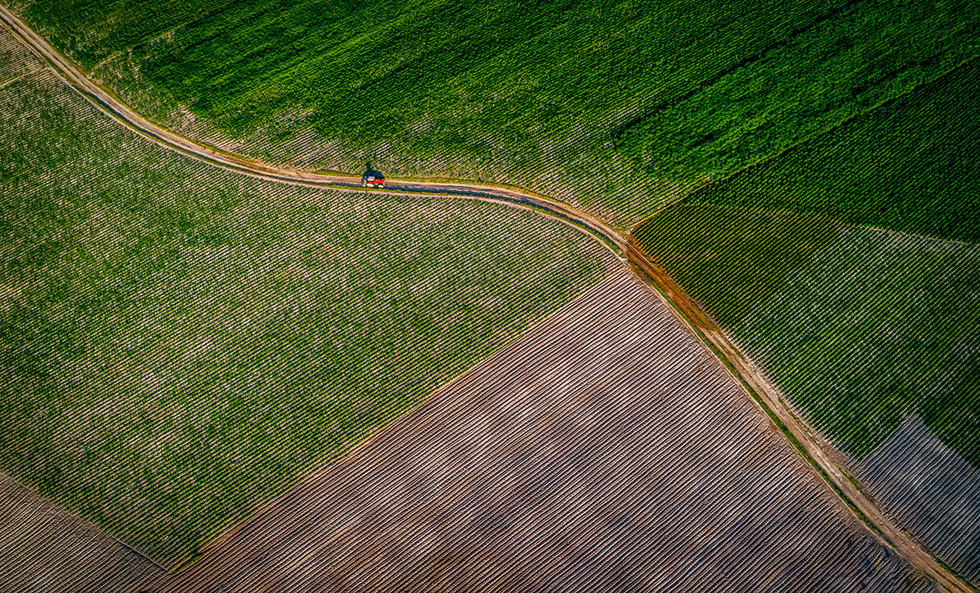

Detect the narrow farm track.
xmin=0 ymin=5 xmax=625 ymax=260
xmin=0 ymin=6 xmax=971 ymax=592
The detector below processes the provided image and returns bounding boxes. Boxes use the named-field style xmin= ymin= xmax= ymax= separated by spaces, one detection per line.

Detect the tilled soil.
xmin=0 ymin=7 xmax=970 ymax=589
xmin=154 ymin=273 xmax=933 ymax=593
xmin=0 ymin=473 xmax=166 ymax=593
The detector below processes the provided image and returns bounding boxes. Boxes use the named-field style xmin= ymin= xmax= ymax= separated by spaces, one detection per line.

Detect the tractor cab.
xmin=361 ymin=169 xmax=385 ymax=188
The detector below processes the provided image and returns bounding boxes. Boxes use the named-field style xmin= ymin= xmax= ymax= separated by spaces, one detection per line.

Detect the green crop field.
xmin=730 ymin=228 xmax=980 ymax=465
xmin=633 ymin=203 xmax=846 ymax=327
xmin=633 ymin=57 xmax=980 ymax=467
xmin=0 ymin=50 xmax=615 ymax=566
xmin=638 ymin=206 xmax=980 ymax=466
xmin=8 ymin=0 xmax=978 ymax=226
xmin=692 ymin=59 xmax=980 ymax=244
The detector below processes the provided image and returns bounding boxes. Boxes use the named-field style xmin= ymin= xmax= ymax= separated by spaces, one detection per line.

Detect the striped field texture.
xmin=858 ymin=417 xmax=980 ymax=584
xmin=728 ymin=227 xmax=980 ymax=464
xmin=0 ymin=27 xmax=617 ymax=567
xmin=632 ymin=51 xmax=980 ymax=587
xmin=637 ymin=207 xmax=980 ymax=586
xmin=691 ymin=58 xmax=980 ymax=244
xmin=722 ymin=227 xmax=980 ymax=584
xmin=0 ymin=472 xmax=166 ymax=593
xmin=12 ymin=0 xmax=979 ymax=227
xmin=157 ymin=272 xmax=933 ymax=593
xmin=0 ymin=16 xmax=41 ymax=83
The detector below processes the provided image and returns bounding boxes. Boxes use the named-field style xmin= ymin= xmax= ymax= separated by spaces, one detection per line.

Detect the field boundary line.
xmin=0 ymin=4 xmax=624 ymax=262
xmin=0 ymin=5 xmax=973 ymax=590
xmin=625 ymin=238 xmax=975 ymax=593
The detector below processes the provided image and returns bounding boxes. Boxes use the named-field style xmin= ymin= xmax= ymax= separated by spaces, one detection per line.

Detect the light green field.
xmin=0 ymin=47 xmax=614 ymax=565
xmin=10 ymin=0 xmax=978 ymax=226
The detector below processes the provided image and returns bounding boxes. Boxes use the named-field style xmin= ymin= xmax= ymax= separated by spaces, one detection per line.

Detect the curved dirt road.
xmin=0 ymin=6 xmax=971 ymax=592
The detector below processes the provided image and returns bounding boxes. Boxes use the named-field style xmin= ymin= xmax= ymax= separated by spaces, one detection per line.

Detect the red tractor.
xmin=361 ymin=170 xmax=385 ymax=188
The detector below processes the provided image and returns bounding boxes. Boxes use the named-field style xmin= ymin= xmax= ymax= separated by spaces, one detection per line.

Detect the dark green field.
xmin=5 ymin=0 xmax=980 ymax=579
xmin=13 ymin=0 xmax=979 ymax=225
xmin=634 ymin=58 xmax=980 ymax=466
xmin=633 ymin=204 xmax=845 ymax=327
xmin=692 ymin=59 xmax=980 ymax=244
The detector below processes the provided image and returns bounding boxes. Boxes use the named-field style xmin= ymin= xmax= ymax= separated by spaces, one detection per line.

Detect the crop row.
xmin=0 ymin=23 xmax=42 ymax=82
xmin=157 ymin=272 xmax=930 ymax=592
xmin=726 ymin=227 xmax=980 ymax=464
xmin=0 ymin=472 xmax=165 ymax=592
xmin=632 ymin=203 xmax=980 ymax=587
xmin=0 ymin=64 xmax=616 ymax=566
xmin=722 ymin=226 xmax=980 ymax=585
xmin=612 ymin=0 xmax=978 ymax=182
xmin=857 ymin=416 xmax=980 ymax=584
xmin=632 ymin=203 xmax=846 ymax=327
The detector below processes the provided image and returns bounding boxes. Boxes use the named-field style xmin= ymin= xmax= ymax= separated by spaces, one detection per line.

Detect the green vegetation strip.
xmin=693 ymin=58 xmax=980 ymax=244
xmin=0 ymin=65 xmax=613 ymax=566
xmin=633 ymin=52 xmax=980 ymax=467
xmin=12 ymin=0 xmax=978 ymax=225
xmin=730 ymin=228 xmax=980 ymax=465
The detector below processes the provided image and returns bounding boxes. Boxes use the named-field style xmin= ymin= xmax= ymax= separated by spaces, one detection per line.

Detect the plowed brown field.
xmin=0 ymin=7 xmax=971 ymax=590
xmin=154 ymin=273 xmax=933 ymax=593
xmin=0 ymin=473 xmax=165 ymax=593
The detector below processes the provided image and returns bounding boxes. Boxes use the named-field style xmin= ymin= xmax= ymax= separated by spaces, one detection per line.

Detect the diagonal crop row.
xmin=157 ymin=273 xmax=933 ymax=592
xmin=10 ymin=0 xmax=977 ymax=228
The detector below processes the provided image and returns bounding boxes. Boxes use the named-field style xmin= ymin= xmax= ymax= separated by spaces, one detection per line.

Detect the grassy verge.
xmin=0 ymin=57 xmax=614 ymax=566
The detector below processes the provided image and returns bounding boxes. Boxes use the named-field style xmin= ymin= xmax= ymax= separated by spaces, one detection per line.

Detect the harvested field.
xmin=0 ymin=472 xmax=165 ymax=593
xmin=0 ymin=26 xmax=616 ymax=567
xmin=157 ymin=272 xmax=933 ymax=593
xmin=859 ymin=417 xmax=980 ymax=584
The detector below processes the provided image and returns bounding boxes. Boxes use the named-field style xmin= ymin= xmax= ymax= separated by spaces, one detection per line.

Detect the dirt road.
xmin=0 ymin=5 xmax=971 ymax=591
